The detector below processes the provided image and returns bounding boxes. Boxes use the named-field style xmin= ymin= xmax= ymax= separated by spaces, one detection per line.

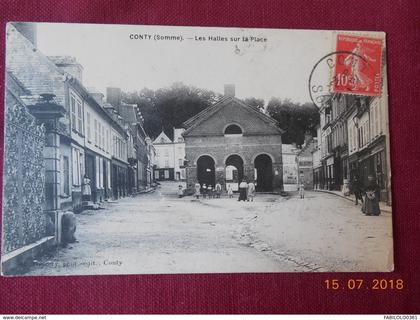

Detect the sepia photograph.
xmin=1 ymin=22 xmax=393 ymax=275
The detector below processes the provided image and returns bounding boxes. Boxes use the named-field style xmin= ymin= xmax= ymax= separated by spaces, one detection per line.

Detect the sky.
xmin=36 ymin=23 xmax=337 ymax=104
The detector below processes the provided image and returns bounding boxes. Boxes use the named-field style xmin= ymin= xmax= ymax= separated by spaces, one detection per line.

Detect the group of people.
xmin=351 ymin=174 xmax=381 ymax=216
xmin=193 ymin=182 xmax=223 ymax=199
xmin=193 ymin=179 xmax=256 ymax=202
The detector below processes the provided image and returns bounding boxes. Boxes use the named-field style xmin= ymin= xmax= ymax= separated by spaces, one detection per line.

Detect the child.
xmin=227 ymin=184 xmax=233 ymax=198
xmin=178 ymin=185 xmax=183 ymax=198
xmin=247 ymin=180 xmax=256 ymax=202
xmin=299 ymin=182 xmax=305 ymax=199
xmin=194 ymin=182 xmax=201 ymax=199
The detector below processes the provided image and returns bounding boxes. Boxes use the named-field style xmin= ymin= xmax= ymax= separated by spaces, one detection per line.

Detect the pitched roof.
xmin=153 ymin=131 xmax=172 ymax=144
xmin=182 ymin=96 xmax=284 ymax=135
xmin=6 ymin=23 xmax=66 ymax=105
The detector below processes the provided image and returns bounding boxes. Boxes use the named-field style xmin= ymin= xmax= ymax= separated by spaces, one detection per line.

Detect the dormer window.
xmin=224 ymin=124 xmax=243 ymax=136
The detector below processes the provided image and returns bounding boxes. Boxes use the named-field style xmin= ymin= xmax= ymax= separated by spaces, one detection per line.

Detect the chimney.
xmin=12 ymin=22 xmax=37 ymax=46
xmin=106 ymin=87 xmax=122 ymax=112
xmin=87 ymin=88 xmax=104 ymax=105
xmin=224 ymin=84 xmax=235 ymax=98
xmin=48 ymin=56 xmax=83 ymax=83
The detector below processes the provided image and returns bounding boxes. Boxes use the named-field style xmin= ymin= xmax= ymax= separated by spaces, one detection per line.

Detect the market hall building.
xmin=182 ymin=85 xmax=284 ymax=193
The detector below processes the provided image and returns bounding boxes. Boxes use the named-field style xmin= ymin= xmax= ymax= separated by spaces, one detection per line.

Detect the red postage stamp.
xmin=333 ymin=34 xmax=383 ymax=96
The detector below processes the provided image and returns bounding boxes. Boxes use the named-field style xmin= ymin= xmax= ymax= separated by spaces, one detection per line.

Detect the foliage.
xmin=123 ymin=83 xmax=221 ymax=140
xmin=267 ymin=98 xmax=320 ymax=146
xmin=123 ymin=83 xmax=319 ymax=145
xmin=243 ymin=97 xmax=265 ymax=111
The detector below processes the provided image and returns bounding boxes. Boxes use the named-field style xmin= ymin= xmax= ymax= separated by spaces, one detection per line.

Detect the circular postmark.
xmin=308 ymin=51 xmax=373 ymax=110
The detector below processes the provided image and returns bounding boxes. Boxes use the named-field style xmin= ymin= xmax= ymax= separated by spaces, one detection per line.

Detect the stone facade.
xmin=183 ymin=91 xmax=283 ymax=192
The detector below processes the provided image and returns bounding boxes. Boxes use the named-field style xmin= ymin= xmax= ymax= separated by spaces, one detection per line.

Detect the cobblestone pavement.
xmin=26 ymin=183 xmax=393 ymax=275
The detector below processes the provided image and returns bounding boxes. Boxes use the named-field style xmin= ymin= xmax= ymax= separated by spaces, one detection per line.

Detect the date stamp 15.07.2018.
xmin=333 ymin=34 xmax=384 ymax=97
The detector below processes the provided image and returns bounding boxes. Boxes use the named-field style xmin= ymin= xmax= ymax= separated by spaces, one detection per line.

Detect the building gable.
xmin=153 ymin=131 xmax=172 ymax=144
xmin=183 ymin=97 xmax=283 ymax=137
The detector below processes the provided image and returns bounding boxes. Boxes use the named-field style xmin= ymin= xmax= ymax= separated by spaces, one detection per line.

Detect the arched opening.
xmin=224 ymin=124 xmax=243 ymax=135
xmin=197 ymin=155 xmax=215 ymax=187
xmin=225 ymin=154 xmax=244 ymax=191
xmin=254 ymin=154 xmax=273 ymax=192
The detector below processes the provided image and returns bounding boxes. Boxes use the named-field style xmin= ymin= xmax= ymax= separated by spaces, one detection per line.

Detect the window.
xmin=224 ymin=124 xmax=242 ymax=135
xmin=165 ymin=159 xmax=169 ymax=168
xmin=178 ymin=159 xmax=183 ymax=166
xmin=70 ymin=95 xmax=76 ymax=131
xmin=94 ymin=119 xmax=98 ymax=145
xmin=86 ymin=112 xmax=91 ymax=142
xmin=160 ymin=137 xmax=165 ymax=143
xmin=77 ymin=100 xmax=83 ymax=134
xmin=96 ymin=156 xmax=100 ymax=189
xmin=72 ymin=148 xmax=81 ymax=186
xmin=102 ymin=125 xmax=105 ymax=149
xmin=99 ymin=157 xmax=103 ymax=188
xmin=106 ymin=129 xmax=110 ymax=152
xmin=107 ymin=161 xmax=111 ymax=188
xmin=62 ymin=156 xmax=69 ymax=195
xmin=164 ymin=170 xmax=169 ymax=179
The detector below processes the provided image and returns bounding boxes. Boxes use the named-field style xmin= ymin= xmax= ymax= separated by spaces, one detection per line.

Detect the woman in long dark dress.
xmin=362 ymin=175 xmax=381 ymax=216
xmin=238 ymin=180 xmax=248 ymax=201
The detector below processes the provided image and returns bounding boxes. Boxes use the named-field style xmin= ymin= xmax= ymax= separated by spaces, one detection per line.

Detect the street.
xmin=27 ymin=182 xmax=393 ymax=275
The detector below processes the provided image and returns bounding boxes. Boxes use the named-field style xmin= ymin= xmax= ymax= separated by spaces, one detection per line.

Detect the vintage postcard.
xmin=1 ymin=23 xmax=393 ymax=275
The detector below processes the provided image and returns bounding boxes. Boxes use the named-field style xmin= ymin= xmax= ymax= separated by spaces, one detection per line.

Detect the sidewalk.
xmin=313 ymin=189 xmax=392 ymax=214
xmin=132 ymin=186 xmax=157 ymax=196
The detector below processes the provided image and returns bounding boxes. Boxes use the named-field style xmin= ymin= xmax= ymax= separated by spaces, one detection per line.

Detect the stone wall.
xmin=2 ymin=88 xmax=46 ymax=254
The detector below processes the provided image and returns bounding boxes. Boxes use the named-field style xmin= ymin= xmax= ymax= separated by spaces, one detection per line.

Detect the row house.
xmin=347 ymin=96 xmax=391 ymax=203
xmin=7 ymin=23 xmax=86 ymax=213
xmin=105 ymin=88 xmax=155 ymax=196
xmin=318 ymin=93 xmax=353 ymax=191
xmin=315 ymin=90 xmax=391 ymax=203
xmin=7 ymin=23 xmax=154 ymax=214
xmin=296 ymin=134 xmax=317 ymax=190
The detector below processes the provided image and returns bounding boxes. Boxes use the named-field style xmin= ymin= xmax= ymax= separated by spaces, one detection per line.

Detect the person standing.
xmin=247 ymin=180 xmax=256 ymax=202
xmin=194 ymin=182 xmax=201 ymax=199
xmin=362 ymin=175 xmax=381 ymax=216
xmin=202 ymin=183 xmax=207 ymax=199
xmin=215 ymin=182 xmax=222 ymax=198
xmin=227 ymin=184 xmax=233 ymax=198
xmin=351 ymin=175 xmax=364 ymax=205
xmin=299 ymin=182 xmax=305 ymax=199
xmin=177 ymin=185 xmax=184 ymax=198
xmin=82 ymin=174 xmax=92 ymax=202
xmin=238 ymin=179 xmax=248 ymax=201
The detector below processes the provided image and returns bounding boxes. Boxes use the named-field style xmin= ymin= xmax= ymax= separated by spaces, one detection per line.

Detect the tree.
xmin=243 ymin=97 xmax=265 ymax=111
xmin=123 ymin=88 xmax=161 ymax=139
xmin=267 ymin=98 xmax=319 ymax=145
xmin=123 ymin=83 xmax=221 ymax=140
